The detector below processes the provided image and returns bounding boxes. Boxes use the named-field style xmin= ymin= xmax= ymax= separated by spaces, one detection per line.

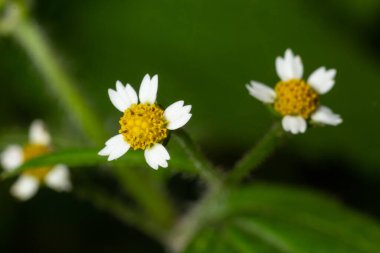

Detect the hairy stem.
xmin=172 ymin=130 xmax=223 ymax=188
xmin=227 ymin=123 xmax=284 ymax=184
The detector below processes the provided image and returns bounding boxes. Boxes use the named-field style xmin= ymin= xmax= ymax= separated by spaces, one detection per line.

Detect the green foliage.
xmin=184 ymin=184 xmax=380 ymax=253
xmin=1 ymin=141 xmax=198 ymax=180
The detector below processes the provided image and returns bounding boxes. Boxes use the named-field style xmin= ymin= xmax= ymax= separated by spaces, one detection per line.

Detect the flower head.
xmin=0 ymin=120 xmax=71 ymax=201
xmin=246 ymin=49 xmax=342 ymax=134
xmin=99 ymin=74 xmax=192 ymax=169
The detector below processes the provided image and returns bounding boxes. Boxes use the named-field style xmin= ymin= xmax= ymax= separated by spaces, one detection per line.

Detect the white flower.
xmin=99 ymin=74 xmax=192 ymax=170
xmin=0 ymin=120 xmax=71 ymax=201
xmin=246 ymin=49 xmax=342 ymax=134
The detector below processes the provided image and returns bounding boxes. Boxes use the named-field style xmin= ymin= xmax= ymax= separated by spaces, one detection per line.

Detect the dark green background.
xmin=1 ymin=0 xmax=380 ymax=252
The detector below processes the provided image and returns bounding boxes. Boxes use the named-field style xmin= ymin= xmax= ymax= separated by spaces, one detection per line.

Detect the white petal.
xmin=275 ymin=49 xmax=303 ymax=81
xmin=164 ymin=101 xmax=192 ymax=130
xmin=108 ymin=89 xmax=128 ymax=112
xmin=139 ymin=74 xmax=158 ymax=104
xmin=246 ymin=81 xmax=276 ymax=103
xmin=98 ymin=145 xmax=111 ymax=156
xmin=45 ymin=164 xmax=72 ymax=192
xmin=164 ymin=101 xmax=184 ymax=120
xmin=116 ymin=80 xmax=130 ymax=106
xmin=144 ymin=149 xmax=158 ymax=170
xmin=275 ymin=58 xmax=287 ymax=81
xmin=105 ymin=133 xmax=124 ymax=145
xmin=116 ymin=80 xmax=125 ymax=95
xmin=1 ymin=145 xmax=23 ymax=171
xmin=167 ymin=114 xmax=192 ymax=130
xmin=311 ymin=106 xmax=342 ymax=126
xmin=116 ymin=80 xmax=139 ymax=108
xmin=29 ymin=120 xmax=51 ymax=145
xmin=144 ymin=143 xmax=170 ymax=170
xmin=307 ymin=67 xmax=336 ymax=94
xmin=282 ymin=115 xmax=307 ymax=134
xmin=125 ymin=84 xmax=138 ymax=104
xmin=98 ymin=134 xmax=130 ymax=161
xmin=10 ymin=175 xmax=39 ymax=201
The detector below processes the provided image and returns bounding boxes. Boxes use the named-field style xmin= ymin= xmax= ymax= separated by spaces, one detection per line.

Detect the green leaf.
xmin=184 ymin=183 xmax=380 ymax=253
xmin=1 ymin=143 xmax=198 ymax=179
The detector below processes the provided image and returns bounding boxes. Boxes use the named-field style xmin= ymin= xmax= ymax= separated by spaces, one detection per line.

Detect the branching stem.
xmin=227 ymin=122 xmax=284 ymax=184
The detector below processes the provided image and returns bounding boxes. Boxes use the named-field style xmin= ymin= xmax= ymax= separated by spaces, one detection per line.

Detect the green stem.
xmin=12 ymin=18 xmax=106 ymax=145
xmin=166 ymin=123 xmax=283 ymax=252
xmin=227 ymin=123 xmax=284 ymax=184
xmin=74 ymin=184 xmax=166 ymax=241
xmin=172 ymin=130 xmax=222 ymax=188
xmin=165 ymin=186 xmax=224 ymax=253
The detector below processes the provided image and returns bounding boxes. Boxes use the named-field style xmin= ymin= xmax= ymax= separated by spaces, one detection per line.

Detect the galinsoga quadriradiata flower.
xmin=99 ymin=74 xmax=192 ymax=170
xmin=0 ymin=120 xmax=72 ymax=201
xmin=246 ymin=49 xmax=342 ymax=134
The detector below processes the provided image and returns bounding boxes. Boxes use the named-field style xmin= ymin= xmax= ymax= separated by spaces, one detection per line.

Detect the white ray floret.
xmin=311 ymin=106 xmax=342 ymax=126
xmin=164 ymin=100 xmax=192 ymax=130
xmin=1 ymin=145 xmax=23 ymax=171
xmin=246 ymin=81 xmax=276 ymax=104
xmin=108 ymin=88 xmax=130 ymax=112
xmin=125 ymin=84 xmax=139 ymax=105
xmin=139 ymin=74 xmax=158 ymax=104
xmin=144 ymin=143 xmax=170 ymax=170
xmin=275 ymin=49 xmax=303 ymax=81
xmin=108 ymin=81 xmax=136 ymax=112
xmin=29 ymin=120 xmax=51 ymax=145
xmin=11 ymin=175 xmax=39 ymax=201
xmin=307 ymin=67 xmax=336 ymax=94
xmin=282 ymin=116 xmax=307 ymax=134
xmin=45 ymin=164 xmax=72 ymax=192
xmin=98 ymin=134 xmax=130 ymax=161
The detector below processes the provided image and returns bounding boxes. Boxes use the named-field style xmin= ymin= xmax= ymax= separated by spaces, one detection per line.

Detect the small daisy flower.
xmin=246 ymin=49 xmax=342 ymax=134
xmin=99 ymin=74 xmax=192 ymax=170
xmin=0 ymin=120 xmax=72 ymax=201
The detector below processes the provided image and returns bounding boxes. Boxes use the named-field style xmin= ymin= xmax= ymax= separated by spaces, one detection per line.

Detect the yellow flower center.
xmin=274 ymin=79 xmax=319 ymax=119
xmin=22 ymin=144 xmax=52 ymax=181
xmin=119 ymin=103 xmax=168 ymax=150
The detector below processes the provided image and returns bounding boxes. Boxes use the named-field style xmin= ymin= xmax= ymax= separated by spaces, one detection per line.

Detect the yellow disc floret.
xmin=274 ymin=79 xmax=319 ymax=119
xmin=119 ymin=103 xmax=168 ymax=150
xmin=22 ymin=144 xmax=52 ymax=181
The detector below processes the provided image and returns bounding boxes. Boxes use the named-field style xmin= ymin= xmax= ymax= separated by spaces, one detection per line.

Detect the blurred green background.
xmin=1 ymin=0 xmax=380 ymax=252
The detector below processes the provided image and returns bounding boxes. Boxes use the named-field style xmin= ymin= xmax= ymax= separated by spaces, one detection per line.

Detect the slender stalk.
xmin=12 ymin=18 xmax=106 ymax=145
xmin=165 ymin=186 xmax=224 ymax=253
xmin=74 ymin=184 xmax=166 ymax=241
xmin=164 ymin=131 xmax=226 ymax=251
xmin=227 ymin=123 xmax=284 ymax=184
xmin=172 ymin=130 xmax=222 ymax=188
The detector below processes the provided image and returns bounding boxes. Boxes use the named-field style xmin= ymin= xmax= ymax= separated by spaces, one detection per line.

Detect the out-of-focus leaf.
xmin=1 ymin=142 xmax=198 ymax=179
xmin=184 ymin=183 xmax=380 ymax=253
xmin=1 ymin=148 xmax=102 ymax=179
